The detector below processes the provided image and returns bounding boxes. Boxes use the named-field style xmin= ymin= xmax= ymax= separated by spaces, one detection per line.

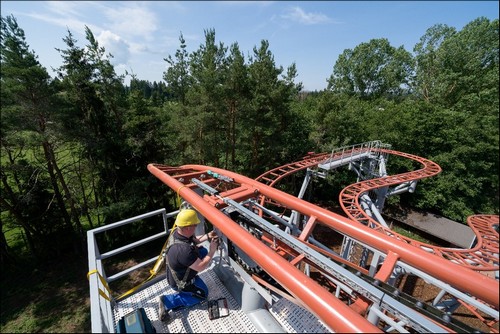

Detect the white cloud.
xmin=23 ymin=2 xmax=161 ymax=70
xmin=97 ymin=30 xmax=130 ymax=66
xmin=45 ymin=1 xmax=85 ymax=18
xmin=128 ymin=42 xmax=150 ymax=54
xmin=102 ymin=3 xmax=158 ymax=41
xmin=26 ymin=11 xmax=92 ymax=34
xmin=281 ymin=6 xmax=332 ymax=25
xmin=26 ymin=1 xmax=103 ymax=36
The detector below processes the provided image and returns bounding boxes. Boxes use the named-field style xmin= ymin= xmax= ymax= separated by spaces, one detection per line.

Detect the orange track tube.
xmin=148 ymin=164 xmax=381 ymax=333
xmin=183 ymin=164 xmax=499 ymax=310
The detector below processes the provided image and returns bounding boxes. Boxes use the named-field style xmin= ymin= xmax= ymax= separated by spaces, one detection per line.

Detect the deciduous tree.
xmin=328 ymin=38 xmax=413 ymax=100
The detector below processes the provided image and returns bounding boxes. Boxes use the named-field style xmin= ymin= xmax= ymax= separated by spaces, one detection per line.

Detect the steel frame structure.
xmin=147 ymin=142 xmax=499 ymax=332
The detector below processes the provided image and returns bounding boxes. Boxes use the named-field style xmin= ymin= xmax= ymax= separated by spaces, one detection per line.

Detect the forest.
xmin=0 ymin=14 xmax=498 ymax=332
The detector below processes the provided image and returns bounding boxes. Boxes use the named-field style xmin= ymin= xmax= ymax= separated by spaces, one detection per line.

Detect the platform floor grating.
xmin=268 ymin=299 xmax=331 ymax=333
xmin=113 ymin=269 xmax=258 ymax=333
xmin=113 ymin=267 xmax=332 ymax=333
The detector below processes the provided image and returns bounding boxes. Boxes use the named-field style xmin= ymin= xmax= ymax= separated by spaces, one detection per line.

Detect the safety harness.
xmin=165 ymin=230 xmax=199 ymax=290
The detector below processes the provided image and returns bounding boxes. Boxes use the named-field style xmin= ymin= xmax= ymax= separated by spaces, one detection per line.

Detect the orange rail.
xmin=255 ymin=147 xmax=499 ymax=331
xmin=339 ymin=148 xmax=499 ymax=271
xmin=257 ymin=148 xmax=499 ymax=272
xmin=255 ymin=152 xmax=332 ymax=187
xmin=149 ymin=163 xmax=499 ymax=311
xmin=148 ymin=163 xmax=381 ymax=333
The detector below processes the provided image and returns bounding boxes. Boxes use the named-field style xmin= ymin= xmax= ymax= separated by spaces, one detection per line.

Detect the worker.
xmin=157 ymin=207 xmax=219 ymax=322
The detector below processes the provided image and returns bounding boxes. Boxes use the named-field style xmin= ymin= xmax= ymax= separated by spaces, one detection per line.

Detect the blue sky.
xmin=1 ymin=1 xmax=498 ymax=91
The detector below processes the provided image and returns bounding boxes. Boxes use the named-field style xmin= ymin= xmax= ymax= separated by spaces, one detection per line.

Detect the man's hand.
xmin=208 ymin=230 xmax=220 ymax=253
xmin=209 ymin=236 xmax=219 ymax=252
xmin=207 ymin=230 xmax=218 ymax=240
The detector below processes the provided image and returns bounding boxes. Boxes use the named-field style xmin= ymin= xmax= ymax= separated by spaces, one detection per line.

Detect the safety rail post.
xmin=329 ymin=147 xmax=335 ymax=165
xmin=87 ymin=230 xmax=114 ymax=333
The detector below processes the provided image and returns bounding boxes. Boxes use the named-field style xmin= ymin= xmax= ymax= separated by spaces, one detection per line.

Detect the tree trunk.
xmin=41 ymin=141 xmax=75 ymax=237
xmin=51 ymin=145 xmax=86 ymax=253
xmin=0 ymin=220 xmax=15 ymax=267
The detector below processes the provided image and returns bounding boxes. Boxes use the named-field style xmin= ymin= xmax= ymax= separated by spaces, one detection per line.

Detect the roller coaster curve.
xmin=144 ymin=141 xmax=498 ymax=332
xmin=256 ymin=147 xmax=499 ymax=272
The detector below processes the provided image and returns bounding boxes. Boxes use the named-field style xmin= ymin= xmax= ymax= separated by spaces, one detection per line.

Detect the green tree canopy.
xmin=327 ymin=38 xmax=414 ymax=100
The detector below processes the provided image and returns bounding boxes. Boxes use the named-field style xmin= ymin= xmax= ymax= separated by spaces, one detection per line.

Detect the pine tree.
xmin=1 ymin=15 xmax=84 ymax=257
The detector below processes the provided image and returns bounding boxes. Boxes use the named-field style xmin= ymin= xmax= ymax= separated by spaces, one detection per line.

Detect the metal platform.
xmin=113 ymin=269 xmax=258 ymax=333
xmin=112 ymin=266 xmax=330 ymax=333
xmin=268 ymin=299 xmax=330 ymax=333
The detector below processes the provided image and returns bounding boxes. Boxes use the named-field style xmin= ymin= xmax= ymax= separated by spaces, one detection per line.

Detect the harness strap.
xmin=165 ymin=232 xmax=196 ymax=290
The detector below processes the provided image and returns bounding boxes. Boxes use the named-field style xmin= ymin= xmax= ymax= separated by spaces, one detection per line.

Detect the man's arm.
xmin=189 ymin=236 xmax=219 ymax=272
xmin=195 ymin=230 xmax=217 ymax=244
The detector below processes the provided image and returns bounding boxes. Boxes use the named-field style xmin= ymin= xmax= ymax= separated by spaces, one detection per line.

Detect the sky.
xmin=1 ymin=1 xmax=498 ymax=91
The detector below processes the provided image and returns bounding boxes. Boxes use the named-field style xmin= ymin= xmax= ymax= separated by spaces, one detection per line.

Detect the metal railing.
xmin=324 ymin=140 xmax=385 ymax=165
xmin=87 ymin=208 xmax=174 ymax=333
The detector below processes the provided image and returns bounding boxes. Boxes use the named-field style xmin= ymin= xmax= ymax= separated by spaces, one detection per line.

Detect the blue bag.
xmin=161 ymin=276 xmax=208 ymax=310
xmin=116 ymin=307 xmax=156 ymax=333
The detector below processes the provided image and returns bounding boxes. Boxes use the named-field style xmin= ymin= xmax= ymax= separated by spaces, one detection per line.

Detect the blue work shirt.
xmin=166 ymin=230 xmax=200 ymax=289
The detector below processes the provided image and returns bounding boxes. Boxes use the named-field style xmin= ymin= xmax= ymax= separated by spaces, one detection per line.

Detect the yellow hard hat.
xmin=175 ymin=209 xmax=200 ymax=227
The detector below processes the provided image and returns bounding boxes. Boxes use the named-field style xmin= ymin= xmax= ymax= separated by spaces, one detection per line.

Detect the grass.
xmin=1 ymin=223 xmax=89 ymax=332
xmin=0 ymin=253 xmax=91 ymax=333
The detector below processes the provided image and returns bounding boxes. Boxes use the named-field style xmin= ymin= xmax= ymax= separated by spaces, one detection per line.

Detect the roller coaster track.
xmin=87 ymin=142 xmax=497 ymax=333
xmin=256 ymin=146 xmax=499 ymax=272
xmin=255 ymin=152 xmax=332 ymax=187
xmin=148 ymin=160 xmax=499 ymax=332
xmin=340 ymin=148 xmax=499 ymax=271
